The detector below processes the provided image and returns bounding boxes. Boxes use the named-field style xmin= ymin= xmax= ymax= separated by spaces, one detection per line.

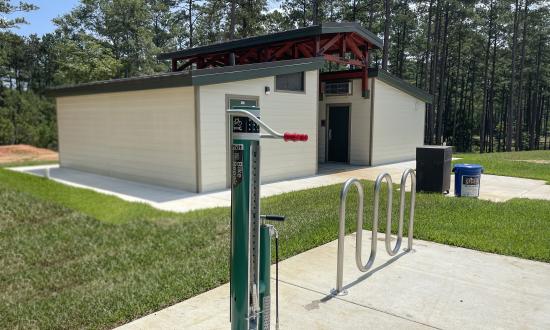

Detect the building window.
xmin=275 ymin=72 xmax=305 ymax=92
xmin=324 ymin=80 xmax=352 ymax=96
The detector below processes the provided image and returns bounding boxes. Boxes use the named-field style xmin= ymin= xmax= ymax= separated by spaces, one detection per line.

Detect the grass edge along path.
xmin=0 ymin=159 xmax=59 ymax=168
xmin=1 ymin=168 xmax=550 ymax=329
xmin=453 ymin=150 xmax=550 ymax=184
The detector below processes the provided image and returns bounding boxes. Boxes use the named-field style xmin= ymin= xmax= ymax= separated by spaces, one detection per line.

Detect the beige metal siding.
xmin=198 ymin=70 xmax=318 ymax=192
xmin=56 ymin=87 xmax=197 ymax=190
xmin=371 ymin=79 xmax=426 ymax=165
xmin=318 ymin=78 xmax=372 ymax=164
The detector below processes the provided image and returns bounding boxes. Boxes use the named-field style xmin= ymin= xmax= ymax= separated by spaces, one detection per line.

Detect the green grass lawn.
xmin=1 ymin=168 xmax=550 ymax=329
xmin=453 ymin=150 xmax=550 ymax=183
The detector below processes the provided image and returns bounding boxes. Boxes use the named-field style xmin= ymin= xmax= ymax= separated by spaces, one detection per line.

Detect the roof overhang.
xmin=46 ymin=57 xmax=325 ymax=97
xmin=158 ymin=22 xmax=382 ymax=61
xmin=320 ymin=69 xmax=433 ymax=104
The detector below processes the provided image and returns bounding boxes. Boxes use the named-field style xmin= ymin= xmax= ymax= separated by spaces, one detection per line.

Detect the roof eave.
xmin=45 ymin=58 xmax=326 ymax=97
xmin=192 ymin=57 xmax=325 ymax=86
xmin=157 ymin=26 xmax=322 ymax=61
xmin=372 ymin=70 xmax=433 ymax=103
xmin=320 ymin=22 xmax=383 ymax=49
xmin=45 ymin=72 xmax=192 ymax=97
xmin=157 ymin=22 xmax=382 ymax=61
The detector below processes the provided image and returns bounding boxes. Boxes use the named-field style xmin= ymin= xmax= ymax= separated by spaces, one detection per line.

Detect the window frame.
xmin=324 ymin=80 xmax=353 ymax=96
xmin=274 ymin=71 xmax=306 ymax=94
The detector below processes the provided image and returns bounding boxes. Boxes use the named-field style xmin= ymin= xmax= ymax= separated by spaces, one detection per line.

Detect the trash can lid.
xmin=453 ymin=163 xmax=484 ymax=171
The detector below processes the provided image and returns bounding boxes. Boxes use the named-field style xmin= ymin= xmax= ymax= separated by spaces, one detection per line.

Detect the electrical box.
xmin=416 ymin=146 xmax=452 ymax=193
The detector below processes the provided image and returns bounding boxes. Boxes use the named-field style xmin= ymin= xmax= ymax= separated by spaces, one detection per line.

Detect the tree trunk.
xmin=382 ymin=0 xmax=391 ymax=70
xmin=422 ymin=0 xmax=435 ymax=144
xmin=435 ymin=4 xmax=449 ymax=145
xmin=499 ymin=89 xmax=507 ymax=151
xmin=468 ymin=60 xmax=477 ymax=151
xmin=480 ymin=0 xmax=494 ymax=153
xmin=531 ymin=34 xmax=543 ymax=149
xmin=228 ymin=0 xmax=237 ymax=40
xmin=515 ymin=0 xmax=529 ymax=151
xmin=535 ymin=93 xmax=544 ymax=149
xmin=368 ymin=0 xmax=375 ymax=31
xmin=488 ymin=29 xmax=498 ymax=152
xmin=312 ymin=0 xmax=319 ymax=25
xmin=450 ymin=18 xmax=463 ymax=147
xmin=188 ymin=0 xmax=194 ymax=47
xmin=427 ymin=0 xmax=442 ymax=145
xmin=398 ymin=20 xmax=408 ymax=78
xmin=506 ymin=0 xmax=520 ymax=151
xmin=544 ymin=97 xmax=549 ymax=149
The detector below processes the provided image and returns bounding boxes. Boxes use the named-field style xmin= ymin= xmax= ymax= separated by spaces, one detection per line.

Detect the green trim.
xmin=372 ymin=70 xmax=433 ymax=103
xmin=158 ymin=22 xmax=382 ymax=61
xmin=192 ymin=57 xmax=325 ymax=86
xmin=45 ymin=58 xmax=325 ymax=97
xmin=45 ymin=71 xmax=192 ymax=97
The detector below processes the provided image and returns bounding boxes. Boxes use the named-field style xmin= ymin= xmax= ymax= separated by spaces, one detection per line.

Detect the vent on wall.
xmin=324 ymin=80 xmax=352 ymax=96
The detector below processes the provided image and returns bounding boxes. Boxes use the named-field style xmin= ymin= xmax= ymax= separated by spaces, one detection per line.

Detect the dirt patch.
xmin=513 ymin=159 xmax=550 ymax=165
xmin=0 ymin=145 xmax=58 ymax=165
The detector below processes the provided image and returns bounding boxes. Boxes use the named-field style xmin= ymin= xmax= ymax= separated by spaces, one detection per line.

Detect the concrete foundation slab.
xmin=10 ymin=161 xmax=550 ymax=213
xmin=116 ymin=232 xmax=550 ymax=330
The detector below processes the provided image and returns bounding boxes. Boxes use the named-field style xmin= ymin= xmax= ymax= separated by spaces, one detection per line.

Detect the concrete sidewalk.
xmin=10 ymin=161 xmax=550 ymax=213
xmin=116 ymin=232 xmax=550 ymax=330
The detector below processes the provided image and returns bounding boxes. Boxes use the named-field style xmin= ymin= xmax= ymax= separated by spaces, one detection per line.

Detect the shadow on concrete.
xmin=317 ymin=162 xmax=368 ymax=175
xmin=342 ymin=250 xmax=410 ymax=291
xmin=312 ymin=250 xmax=411 ymax=306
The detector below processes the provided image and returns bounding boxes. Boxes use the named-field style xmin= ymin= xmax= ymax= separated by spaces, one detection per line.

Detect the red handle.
xmin=283 ymin=132 xmax=308 ymax=142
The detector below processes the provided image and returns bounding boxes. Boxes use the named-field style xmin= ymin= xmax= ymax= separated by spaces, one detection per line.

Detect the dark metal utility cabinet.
xmin=416 ymin=146 xmax=452 ymax=193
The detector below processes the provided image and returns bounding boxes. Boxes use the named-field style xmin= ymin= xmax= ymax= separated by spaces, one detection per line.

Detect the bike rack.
xmin=332 ymin=168 xmax=416 ymax=296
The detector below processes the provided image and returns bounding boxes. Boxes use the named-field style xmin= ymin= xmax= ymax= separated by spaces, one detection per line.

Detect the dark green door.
xmin=328 ymin=106 xmax=350 ymax=162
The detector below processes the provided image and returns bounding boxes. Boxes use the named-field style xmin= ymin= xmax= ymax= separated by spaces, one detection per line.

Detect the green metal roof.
xmin=46 ymin=57 xmax=325 ymax=97
xmin=158 ymin=22 xmax=383 ymax=61
xmin=45 ymin=71 xmax=192 ymax=97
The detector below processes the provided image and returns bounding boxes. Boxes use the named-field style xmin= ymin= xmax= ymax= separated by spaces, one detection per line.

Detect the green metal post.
xmin=230 ymin=106 xmax=262 ymax=330
xmin=229 ymin=106 xmax=307 ymax=330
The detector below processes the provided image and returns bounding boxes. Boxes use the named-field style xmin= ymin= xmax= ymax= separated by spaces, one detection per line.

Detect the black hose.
xmin=275 ymin=235 xmax=279 ymax=328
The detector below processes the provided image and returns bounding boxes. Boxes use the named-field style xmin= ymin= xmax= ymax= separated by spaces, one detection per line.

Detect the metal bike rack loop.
xmin=334 ymin=178 xmax=364 ymax=296
xmin=332 ymin=169 xmax=417 ymax=296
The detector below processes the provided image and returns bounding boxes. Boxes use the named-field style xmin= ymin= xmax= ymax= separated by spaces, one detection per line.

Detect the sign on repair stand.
xmin=452 ymin=164 xmax=484 ymax=197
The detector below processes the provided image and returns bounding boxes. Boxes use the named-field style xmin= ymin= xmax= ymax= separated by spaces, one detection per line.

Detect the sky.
xmin=8 ymin=0 xmax=81 ymax=36
xmin=8 ymin=0 xmax=282 ymax=37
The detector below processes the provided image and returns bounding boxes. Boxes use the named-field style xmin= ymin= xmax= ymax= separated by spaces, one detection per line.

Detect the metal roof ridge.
xmin=158 ymin=22 xmax=381 ymax=61
xmin=158 ymin=25 xmax=321 ymax=60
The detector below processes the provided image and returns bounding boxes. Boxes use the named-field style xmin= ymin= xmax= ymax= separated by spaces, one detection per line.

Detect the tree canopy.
xmin=1 ymin=0 xmax=549 ymax=152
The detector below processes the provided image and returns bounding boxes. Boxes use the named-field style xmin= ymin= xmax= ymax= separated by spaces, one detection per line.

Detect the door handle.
xmin=328 ymin=129 xmax=332 ymax=140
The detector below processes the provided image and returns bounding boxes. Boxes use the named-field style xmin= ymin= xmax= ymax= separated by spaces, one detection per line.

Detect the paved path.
xmin=116 ymin=232 xmax=550 ymax=330
xmin=10 ymin=161 xmax=550 ymax=213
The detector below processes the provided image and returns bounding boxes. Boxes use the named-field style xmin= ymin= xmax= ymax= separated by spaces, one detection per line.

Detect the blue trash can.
xmin=452 ymin=164 xmax=484 ymax=197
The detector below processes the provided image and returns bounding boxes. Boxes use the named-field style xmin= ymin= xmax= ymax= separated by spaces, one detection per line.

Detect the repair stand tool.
xmin=228 ymin=107 xmax=307 ymax=330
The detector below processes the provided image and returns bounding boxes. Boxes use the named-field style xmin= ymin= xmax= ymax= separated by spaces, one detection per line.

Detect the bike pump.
xmin=228 ymin=106 xmax=308 ymax=330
